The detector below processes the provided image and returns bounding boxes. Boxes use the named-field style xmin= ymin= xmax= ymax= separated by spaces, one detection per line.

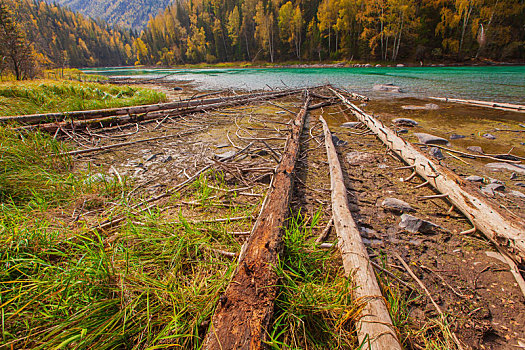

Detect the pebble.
xmin=399 ymin=214 xmax=440 ymax=234
xmin=214 ymin=150 xmax=236 ymax=160
xmin=393 ymin=118 xmax=418 ymax=127
xmin=332 ymin=135 xmax=348 ymax=146
xmin=397 ymin=129 xmax=409 ymax=134
xmin=482 ymin=133 xmax=496 ymax=140
xmin=381 ymin=198 xmax=414 ymax=213
xmin=413 ymin=132 xmax=450 ymax=146
xmin=429 ymin=147 xmax=444 ymax=160
xmin=467 ymin=146 xmax=484 ymax=154
xmin=450 ymin=134 xmax=466 ymax=139
xmin=466 ymin=175 xmax=484 ymax=182
xmin=516 ymin=183 xmax=525 ymax=187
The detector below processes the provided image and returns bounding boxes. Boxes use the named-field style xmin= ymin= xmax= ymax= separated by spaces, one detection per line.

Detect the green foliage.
xmin=0 ymin=80 xmax=166 ymax=116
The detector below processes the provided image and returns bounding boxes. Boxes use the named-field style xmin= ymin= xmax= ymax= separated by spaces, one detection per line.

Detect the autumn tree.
xmin=0 ymin=0 xmax=36 ymax=80
xmin=254 ymin=1 xmax=276 ymax=62
xmin=278 ymin=2 xmax=303 ymax=58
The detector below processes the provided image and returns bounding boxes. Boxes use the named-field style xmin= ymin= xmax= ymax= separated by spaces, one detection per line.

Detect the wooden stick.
xmin=330 ymin=88 xmax=525 ymax=264
xmin=202 ymin=93 xmax=311 ymax=350
xmin=429 ymin=96 xmax=525 ymax=113
xmin=319 ymin=116 xmax=402 ymax=350
xmin=315 ymin=216 xmax=334 ymax=243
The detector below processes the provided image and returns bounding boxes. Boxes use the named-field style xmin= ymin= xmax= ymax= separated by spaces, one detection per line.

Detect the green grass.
xmin=0 ymin=80 xmax=166 ymax=116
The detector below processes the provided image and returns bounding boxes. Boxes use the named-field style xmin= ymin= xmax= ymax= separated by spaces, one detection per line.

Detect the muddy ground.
xmin=67 ymin=81 xmax=524 ymax=349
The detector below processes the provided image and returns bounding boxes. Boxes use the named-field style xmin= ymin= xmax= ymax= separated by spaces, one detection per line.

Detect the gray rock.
xmin=397 ymin=129 xmax=408 ymax=134
xmin=482 ymin=133 xmax=496 ymax=140
xmin=413 ymin=133 xmax=450 ymax=146
xmin=346 ymin=151 xmax=377 ymax=166
xmin=450 ymin=134 xmax=466 ymax=140
xmin=481 ymin=183 xmax=505 ymax=197
xmin=375 ymin=64 xmax=382 ymax=67
xmin=214 ymin=150 xmax=236 ymax=160
xmin=393 ymin=118 xmax=418 ymax=127
xmin=467 ymin=146 xmax=484 ymax=154
xmin=396 ymin=64 xmax=405 ymax=67
xmin=466 ymin=175 xmax=484 ymax=182
xmin=364 ymin=63 xmax=372 ymax=67
xmin=509 ymin=190 xmax=525 ymax=198
xmin=516 ymin=183 xmax=525 ymax=187
xmin=373 ymin=83 xmax=403 ymax=93
xmin=429 ymin=147 xmax=444 ymax=160
xmin=332 ymin=135 xmax=348 ymax=146
xmin=341 ymin=122 xmax=361 ymax=128
xmin=489 ymin=178 xmax=504 ymax=185
xmin=399 ymin=214 xmax=439 ymax=234
xmin=381 ymin=198 xmax=414 ymax=213
xmin=485 ymin=162 xmax=525 ymax=175
xmin=163 ymin=155 xmax=173 ymax=163
xmin=510 ymin=172 xmax=517 ymax=180
xmin=401 ymin=104 xmax=439 ymax=110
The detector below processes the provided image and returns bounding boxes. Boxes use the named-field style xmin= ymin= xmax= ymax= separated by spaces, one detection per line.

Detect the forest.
xmin=139 ymin=0 xmax=525 ymax=65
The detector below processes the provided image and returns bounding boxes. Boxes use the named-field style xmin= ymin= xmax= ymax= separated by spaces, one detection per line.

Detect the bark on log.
xmin=3 ymin=88 xmax=304 ymax=126
xmin=429 ymin=97 xmax=525 ymax=113
xmin=15 ymin=90 xmax=302 ymax=134
xmin=319 ymin=116 xmax=402 ymax=350
xmin=330 ymin=88 xmax=525 ymax=263
xmin=202 ymin=93 xmax=311 ymax=350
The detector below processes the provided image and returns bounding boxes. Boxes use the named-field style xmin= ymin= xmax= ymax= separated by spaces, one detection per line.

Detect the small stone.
xmin=346 ymin=151 xmax=377 ymax=166
xmin=381 ymin=198 xmax=414 ymax=213
xmin=163 ymin=155 xmax=173 ymax=163
xmin=332 ymin=135 xmax=348 ymax=146
xmin=172 ymin=86 xmax=183 ymax=91
xmin=429 ymin=147 xmax=444 ymax=160
xmin=396 ymin=64 xmax=405 ymax=67
xmin=481 ymin=183 xmax=505 ymax=197
xmin=489 ymin=178 xmax=504 ymax=185
xmin=516 ymin=183 xmax=525 ymax=187
xmin=146 ymin=153 xmax=160 ymax=162
xmin=482 ymin=133 xmax=496 ymax=140
xmin=397 ymin=129 xmax=408 ymax=134
xmin=466 ymin=175 xmax=484 ymax=183
xmin=375 ymin=64 xmax=382 ymax=67
xmin=341 ymin=122 xmax=361 ymax=128
xmin=393 ymin=118 xmax=418 ymax=127
xmin=509 ymin=190 xmax=525 ymax=198
xmin=467 ymin=146 xmax=484 ymax=154
xmin=450 ymin=134 xmax=466 ymax=140
xmin=399 ymin=214 xmax=439 ymax=234
xmin=214 ymin=150 xmax=236 ymax=160
xmin=485 ymin=162 xmax=525 ymax=175
xmin=276 ymin=111 xmax=287 ymax=115
xmin=413 ymin=133 xmax=450 ymax=146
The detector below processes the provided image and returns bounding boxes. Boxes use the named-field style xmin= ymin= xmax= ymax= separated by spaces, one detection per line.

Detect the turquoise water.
xmin=83 ymin=66 xmax=525 ymax=104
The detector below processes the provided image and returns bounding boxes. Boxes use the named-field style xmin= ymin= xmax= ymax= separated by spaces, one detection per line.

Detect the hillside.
xmin=53 ymin=0 xmax=173 ymax=30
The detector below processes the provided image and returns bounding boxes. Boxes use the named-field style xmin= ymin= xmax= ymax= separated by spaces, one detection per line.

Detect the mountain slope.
xmin=53 ymin=0 xmax=172 ymax=30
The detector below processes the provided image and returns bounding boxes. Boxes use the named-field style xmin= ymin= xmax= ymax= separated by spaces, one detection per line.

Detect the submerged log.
xmin=202 ymin=93 xmax=311 ymax=350
xmin=16 ymin=89 xmax=303 ymax=134
xmin=330 ymin=88 xmax=525 ymax=263
xmin=429 ymin=97 xmax=525 ymax=113
xmin=319 ymin=116 xmax=402 ymax=350
xmin=3 ymin=88 xmax=304 ymax=126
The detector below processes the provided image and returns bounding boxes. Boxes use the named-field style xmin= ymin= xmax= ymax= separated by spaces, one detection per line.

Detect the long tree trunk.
xmin=202 ymin=94 xmax=311 ymax=350
xmin=459 ymin=1 xmax=473 ymax=59
xmin=330 ymin=87 xmax=525 ymax=264
xmin=319 ymin=116 xmax=402 ymax=350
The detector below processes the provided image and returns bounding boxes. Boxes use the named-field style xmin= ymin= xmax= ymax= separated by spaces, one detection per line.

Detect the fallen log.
xmin=3 ymin=88 xmax=304 ymax=126
xmin=16 ymin=89 xmax=302 ymax=134
xmin=429 ymin=97 xmax=525 ymax=113
xmin=319 ymin=116 xmax=402 ymax=350
xmin=202 ymin=93 xmax=311 ymax=350
xmin=330 ymin=88 xmax=525 ymax=263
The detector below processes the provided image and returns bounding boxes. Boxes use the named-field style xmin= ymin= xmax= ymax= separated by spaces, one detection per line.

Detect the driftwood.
xmin=330 ymin=88 xmax=525 ymax=264
xmin=429 ymin=97 xmax=525 ymax=113
xmin=2 ymin=88 xmax=304 ymax=126
xmin=202 ymin=93 xmax=311 ymax=350
xmin=319 ymin=116 xmax=402 ymax=350
xmin=16 ymin=90 xmax=302 ymax=134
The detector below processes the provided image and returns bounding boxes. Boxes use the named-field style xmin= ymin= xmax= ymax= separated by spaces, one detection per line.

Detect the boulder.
xmin=467 ymin=146 xmax=484 ymax=154
xmin=399 ymin=214 xmax=440 ymax=234
xmin=510 ymin=190 xmax=525 ymax=199
xmin=401 ymin=104 xmax=439 ymax=110
xmin=393 ymin=118 xmax=418 ymax=127
xmin=413 ymin=133 xmax=450 ymax=146
xmin=485 ymin=162 xmax=525 ymax=175
xmin=373 ymin=83 xmax=403 ymax=93
xmin=346 ymin=151 xmax=377 ymax=166
xmin=481 ymin=183 xmax=505 ymax=197
xmin=482 ymin=133 xmax=496 ymax=140
xmin=466 ymin=175 xmax=484 ymax=183
xmin=429 ymin=147 xmax=444 ymax=160
xmin=381 ymin=198 xmax=414 ymax=213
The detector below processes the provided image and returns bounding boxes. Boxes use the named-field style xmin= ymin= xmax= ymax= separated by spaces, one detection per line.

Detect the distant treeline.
xmin=138 ymin=0 xmax=525 ymax=65
xmin=1 ymin=0 xmax=134 ymax=74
